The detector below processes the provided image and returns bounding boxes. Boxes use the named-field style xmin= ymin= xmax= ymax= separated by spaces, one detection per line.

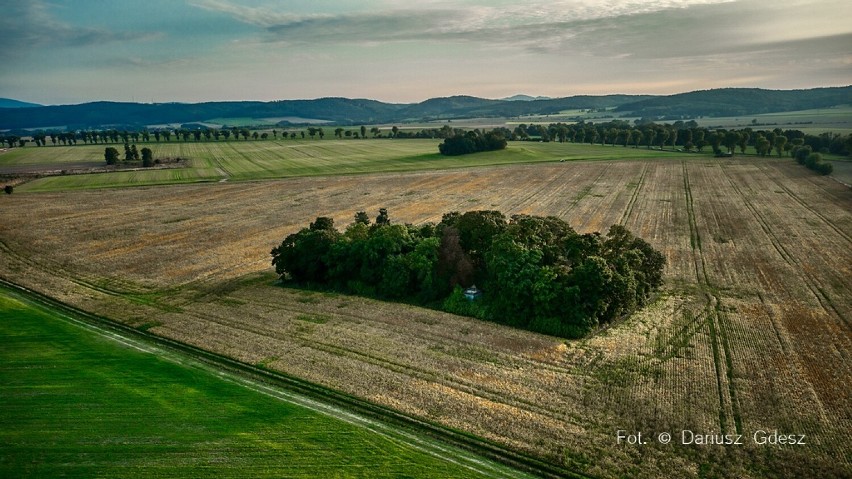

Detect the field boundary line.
xmin=619 ymin=161 xmax=648 ymax=225
xmin=719 ymin=163 xmax=849 ymax=330
xmin=174 ymin=305 xmax=579 ymax=425
xmin=682 ymin=161 xmax=739 ymax=434
xmin=757 ymin=162 xmax=852 ymax=245
xmin=0 ymin=277 xmax=588 ymax=479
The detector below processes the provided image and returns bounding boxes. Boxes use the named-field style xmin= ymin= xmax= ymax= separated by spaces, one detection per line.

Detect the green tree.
xmin=724 ymin=131 xmax=741 ymax=155
xmin=631 ymin=129 xmax=643 ymax=148
xmin=104 ymin=147 xmax=119 ymax=165
xmin=271 ymin=217 xmax=341 ymax=283
xmin=755 ymin=136 xmax=771 ymax=156
xmin=141 ymin=147 xmax=154 ymax=167
xmin=774 ymin=136 xmax=788 ymax=157
xmin=354 ymin=211 xmax=370 ymax=225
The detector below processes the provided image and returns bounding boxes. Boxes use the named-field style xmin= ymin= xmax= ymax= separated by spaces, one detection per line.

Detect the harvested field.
xmin=1 ymin=157 xmax=850 ymax=478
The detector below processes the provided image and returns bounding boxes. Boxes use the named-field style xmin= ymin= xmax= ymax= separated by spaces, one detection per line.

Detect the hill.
xmin=616 ymin=86 xmax=852 ymax=118
xmin=0 ymin=87 xmax=849 ymax=130
xmin=0 ymin=98 xmax=42 ymax=109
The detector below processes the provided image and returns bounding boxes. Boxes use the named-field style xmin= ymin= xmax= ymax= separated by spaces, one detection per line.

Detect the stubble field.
xmin=1 ymin=155 xmax=850 ymax=478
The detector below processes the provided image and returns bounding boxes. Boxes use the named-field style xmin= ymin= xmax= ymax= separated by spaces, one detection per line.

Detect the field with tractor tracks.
xmin=1 ymin=153 xmax=850 ymax=478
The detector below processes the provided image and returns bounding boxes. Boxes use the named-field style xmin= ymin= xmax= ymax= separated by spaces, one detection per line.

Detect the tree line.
xmin=4 ymin=121 xmax=849 ymax=159
xmin=271 ymin=209 xmax=665 ymax=339
xmin=508 ymin=120 xmax=851 ymax=158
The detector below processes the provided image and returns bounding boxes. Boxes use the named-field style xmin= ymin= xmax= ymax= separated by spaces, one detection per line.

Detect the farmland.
xmin=1 ymin=151 xmax=850 ymax=478
xmin=2 ymin=140 xmax=690 ymax=192
xmin=0 ymin=285 xmax=534 ymax=479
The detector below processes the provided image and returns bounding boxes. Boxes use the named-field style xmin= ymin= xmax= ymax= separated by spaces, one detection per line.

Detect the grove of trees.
xmin=438 ymin=130 xmax=508 ymax=156
xmin=271 ymin=209 xmax=665 ymax=339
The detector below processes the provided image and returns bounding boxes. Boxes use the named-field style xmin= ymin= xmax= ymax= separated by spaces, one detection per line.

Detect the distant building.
xmin=463 ymin=285 xmax=482 ymax=301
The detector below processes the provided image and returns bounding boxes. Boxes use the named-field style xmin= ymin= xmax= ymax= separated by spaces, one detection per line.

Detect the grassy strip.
xmin=3 ymin=285 xmax=539 ymax=479
xmin=0 ymin=278 xmax=585 ymax=479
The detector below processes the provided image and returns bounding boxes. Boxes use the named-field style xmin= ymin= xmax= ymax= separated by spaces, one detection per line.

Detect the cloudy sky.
xmin=1 ymin=0 xmax=850 ymax=105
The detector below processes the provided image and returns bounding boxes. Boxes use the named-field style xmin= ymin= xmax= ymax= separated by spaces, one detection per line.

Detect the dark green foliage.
xmin=271 ymin=217 xmax=341 ymax=283
xmin=3 ymin=185 xmax=12 ymax=195
xmin=141 ymin=147 xmax=154 ymax=167
xmin=103 ymin=146 xmax=119 ymax=165
xmin=793 ymin=148 xmax=834 ymax=175
xmin=271 ymin=209 xmax=665 ymax=339
xmin=438 ymin=130 xmax=507 ymax=156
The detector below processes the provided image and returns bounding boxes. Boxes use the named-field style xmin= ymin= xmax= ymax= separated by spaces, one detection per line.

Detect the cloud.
xmin=0 ymin=2 xmax=156 ymax=60
xmin=189 ymin=0 xmax=740 ymax=48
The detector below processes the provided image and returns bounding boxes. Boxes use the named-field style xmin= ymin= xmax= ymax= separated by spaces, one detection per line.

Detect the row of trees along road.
xmin=511 ymin=120 xmax=852 ymax=158
xmin=271 ymin=209 xmax=665 ymax=339
xmin=4 ymin=121 xmax=849 ymax=156
xmin=1 ymin=125 xmax=422 ymax=147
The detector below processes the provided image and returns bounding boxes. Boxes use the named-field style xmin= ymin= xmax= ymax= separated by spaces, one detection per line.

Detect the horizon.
xmin=5 ymin=84 xmax=852 ymax=108
xmin=1 ymin=1 xmax=851 ymax=105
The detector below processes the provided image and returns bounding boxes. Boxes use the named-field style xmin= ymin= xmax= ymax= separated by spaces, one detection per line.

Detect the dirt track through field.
xmin=1 ymin=158 xmax=850 ymax=478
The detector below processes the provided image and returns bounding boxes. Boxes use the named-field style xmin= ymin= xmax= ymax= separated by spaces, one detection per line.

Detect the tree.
xmin=631 ymin=129 xmax=643 ymax=148
xmin=360 ymin=125 xmax=367 ymax=138
xmin=724 ymin=131 xmax=741 ymax=155
xmin=375 ymin=208 xmax=390 ymax=226
xmin=335 ymin=127 xmax=344 ymax=139
xmin=4 ymin=185 xmax=13 ymax=195
xmin=271 ymin=217 xmax=341 ymax=283
xmin=645 ymin=129 xmax=656 ymax=149
xmin=354 ymin=211 xmax=370 ymax=225
xmin=755 ymin=136 xmax=771 ymax=157
xmin=738 ymin=132 xmax=750 ymax=154
xmin=370 ymin=127 xmax=381 ymax=138
xmin=391 ymin=126 xmax=399 ymax=138
xmin=104 ymin=147 xmax=119 ymax=165
xmin=774 ymin=136 xmax=788 ymax=157
xmin=656 ymin=129 xmax=670 ymax=149
xmin=141 ymin=147 xmax=154 ymax=167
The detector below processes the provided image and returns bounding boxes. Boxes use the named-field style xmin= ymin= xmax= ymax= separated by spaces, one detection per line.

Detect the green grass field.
xmin=0 ymin=286 xmax=530 ymax=478
xmin=5 ymin=139 xmax=693 ymax=192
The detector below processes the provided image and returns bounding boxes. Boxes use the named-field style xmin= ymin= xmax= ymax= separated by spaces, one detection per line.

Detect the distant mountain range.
xmin=501 ymin=94 xmax=553 ymax=102
xmin=0 ymin=98 xmax=42 ymax=109
xmin=0 ymin=86 xmax=849 ymax=130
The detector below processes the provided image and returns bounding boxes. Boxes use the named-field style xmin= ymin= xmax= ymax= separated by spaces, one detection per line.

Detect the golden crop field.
xmin=1 ymin=157 xmax=850 ymax=478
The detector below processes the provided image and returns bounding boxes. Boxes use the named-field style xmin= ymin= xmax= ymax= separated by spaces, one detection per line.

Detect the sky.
xmin=1 ymin=0 xmax=850 ymax=105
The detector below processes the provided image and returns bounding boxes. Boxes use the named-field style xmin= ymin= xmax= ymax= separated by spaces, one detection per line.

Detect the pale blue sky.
xmin=1 ymin=0 xmax=850 ymax=105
